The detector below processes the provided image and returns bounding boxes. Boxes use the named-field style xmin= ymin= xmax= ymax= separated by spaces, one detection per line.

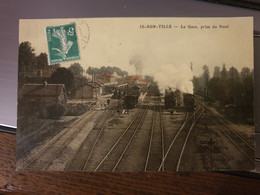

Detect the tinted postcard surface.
xmin=17 ymin=17 xmax=255 ymax=171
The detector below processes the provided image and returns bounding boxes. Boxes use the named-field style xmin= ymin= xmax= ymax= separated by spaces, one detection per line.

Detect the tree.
xmin=241 ymin=67 xmax=250 ymax=79
xmin=86 ymin=66 xmax=128 ymax=76
xmin=208 ymin=77 xmax=229 ymax=105
xmin=221 ymin=64 xmax=227 ymax=80
xmin=192 ymin=76 xmax=203 ymax=96
xmin=112 ymin=66 xmax=128 ymax=76
xmin=144 ymin=75 xmax=154 ymax=82
xmin=229 ymin=67 xmax=239 ymax=80
xmin=240 ymin=67 xmax=253 ymax=108
xmin=227 ymin=67 xmax=241 ymax=104
xmin=86 ymin=66 xmax=99 ymax=75
xmin=202 ymin=65 xmax=210 ymax=100
xmin=18 ymin=41 xmax=36 ymax=80
xmin=202 ymin=65 xmax=210 ymax=84
xmin=36 ymin=53 xmax=48 ymax=70
xmin=49 ymin=63 xmax=61 ymax=71
xmin=68 ymin=63 xmax=88 ymax=92
xmin=49 ymin=67 xmax=75 ymax=96
xmin=240 ymin=67 xmax=251 ymax=98
xmin=68 ymin=63 xmax=83 ymax=78
xmin=213 ymin=66 xmax=221 ymax=78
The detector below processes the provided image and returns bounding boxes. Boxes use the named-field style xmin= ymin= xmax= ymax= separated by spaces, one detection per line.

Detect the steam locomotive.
xmin=183 ymin=93 xmax=195 ymax=111
xmin=112 ymin=84 xmax=141 ymax=109
xmin=164 ymin=88 xmax=195 ymax=112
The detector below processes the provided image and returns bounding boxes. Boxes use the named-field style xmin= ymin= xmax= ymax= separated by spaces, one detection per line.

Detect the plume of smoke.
xmin=129 ymin=55 xmax=143 ymax=74
xmin=153 ymin=64 xmax=193 ymax=94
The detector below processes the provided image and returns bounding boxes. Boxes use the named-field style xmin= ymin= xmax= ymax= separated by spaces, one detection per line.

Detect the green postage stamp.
xmin=46 ymin=23 xmax=80 ymax=64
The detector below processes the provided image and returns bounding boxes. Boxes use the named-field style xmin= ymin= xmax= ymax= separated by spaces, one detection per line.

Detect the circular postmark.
xmin=76 ymin=21 xmax=90 ymax=49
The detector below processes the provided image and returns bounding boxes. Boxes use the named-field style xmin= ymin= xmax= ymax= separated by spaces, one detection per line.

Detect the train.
xmin=147 ymin=83 xmax=160 ymax=96
xmin=164 ymin=88 xmax=195 ymax=113
xmin=112 ymin=84 xmax=141 ymax=109
xmin=183 ymin=93 xmax=195 ymax=111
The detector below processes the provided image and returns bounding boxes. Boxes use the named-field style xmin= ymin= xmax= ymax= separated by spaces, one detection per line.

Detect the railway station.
xmin=17 ymin=79 xmax=255 ymax=171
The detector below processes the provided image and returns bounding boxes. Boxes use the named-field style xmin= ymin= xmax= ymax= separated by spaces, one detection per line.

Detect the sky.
xmin=19 ymin=17 xmax=253 ymax=93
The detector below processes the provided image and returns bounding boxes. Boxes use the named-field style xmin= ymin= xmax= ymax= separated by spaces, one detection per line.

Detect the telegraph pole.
xmin=82 ymin=69 xmax=84 ymax=104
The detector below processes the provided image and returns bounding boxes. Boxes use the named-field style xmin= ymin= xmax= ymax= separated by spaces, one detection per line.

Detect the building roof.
xmin=97 ymin=73 xmax=114 ymax=79
xmin=87 ymin=82 xmax=101 ymax=88
xmin=20 ymin=83 xmax=65 ymax=97
xmin=125 ymin=75 xmax=151 ymax=84
xmin=103 ymin=81 xmax=118 ymax=86
xmin=95 ymin=80 xmax=105 ymax=85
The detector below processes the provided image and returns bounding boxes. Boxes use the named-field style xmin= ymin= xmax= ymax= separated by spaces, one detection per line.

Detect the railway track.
xmin=65 ymin=105 xmax=118 ymax=171
xmin=160 ymin=101 xmax=165 ymax=171
xmin=93 ymin=104 xmax=149 ymax=172
xmin=46 ymin=105 xmax=117 ymax=171
xmin=158 ymin=105 xmax=204 ymax=171
xmin=144 ymin=98 xmax=165 ymax=171
xmin=19 ymin=108 xmax=98 ymax=170
xmin=144 ymin=105 xmax=156 ymax=171
xmin=176 ymin=108 xmax=204 ymax=171
xmin=20 ymin=105 xmax=113 ymax=170
xmin=206 ymin=109 xmax=255 ymax=164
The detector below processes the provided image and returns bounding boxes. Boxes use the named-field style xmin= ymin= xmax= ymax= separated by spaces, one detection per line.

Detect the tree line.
xmin=86 ymin=66 xmax=128 ymax=77
xmin=18 ymin=41 xmax=129 ymax=97
xmin=193 ymin=64 xmax=254 ymax=121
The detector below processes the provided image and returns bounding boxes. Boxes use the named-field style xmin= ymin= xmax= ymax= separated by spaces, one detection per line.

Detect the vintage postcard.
xmin=17 ymin=17 xmax=255 ymax=171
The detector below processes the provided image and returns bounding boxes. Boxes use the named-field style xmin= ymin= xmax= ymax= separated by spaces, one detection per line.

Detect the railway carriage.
xmin=124 ymin=85 xmax=140 ymax=109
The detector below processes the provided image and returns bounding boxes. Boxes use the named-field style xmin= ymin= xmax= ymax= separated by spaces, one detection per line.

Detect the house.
xmin=19 ymin=83 xmax=67 ymax=107
xmin=96 ymin=73 xmax=114 ymax=83
xmin=121 ymin=76 xmax=136 ymax=86
xmin=102 ymin=82 xmax=118 ymax=95
xmin=74 ymin=81 xmax=102 ymax=99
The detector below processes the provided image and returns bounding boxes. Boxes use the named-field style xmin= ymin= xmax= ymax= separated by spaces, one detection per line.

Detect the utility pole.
xmin=82 ymin=69 xmax=84 ymax=104
xmin=204 ymin=87 xmax=206 ymax=104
